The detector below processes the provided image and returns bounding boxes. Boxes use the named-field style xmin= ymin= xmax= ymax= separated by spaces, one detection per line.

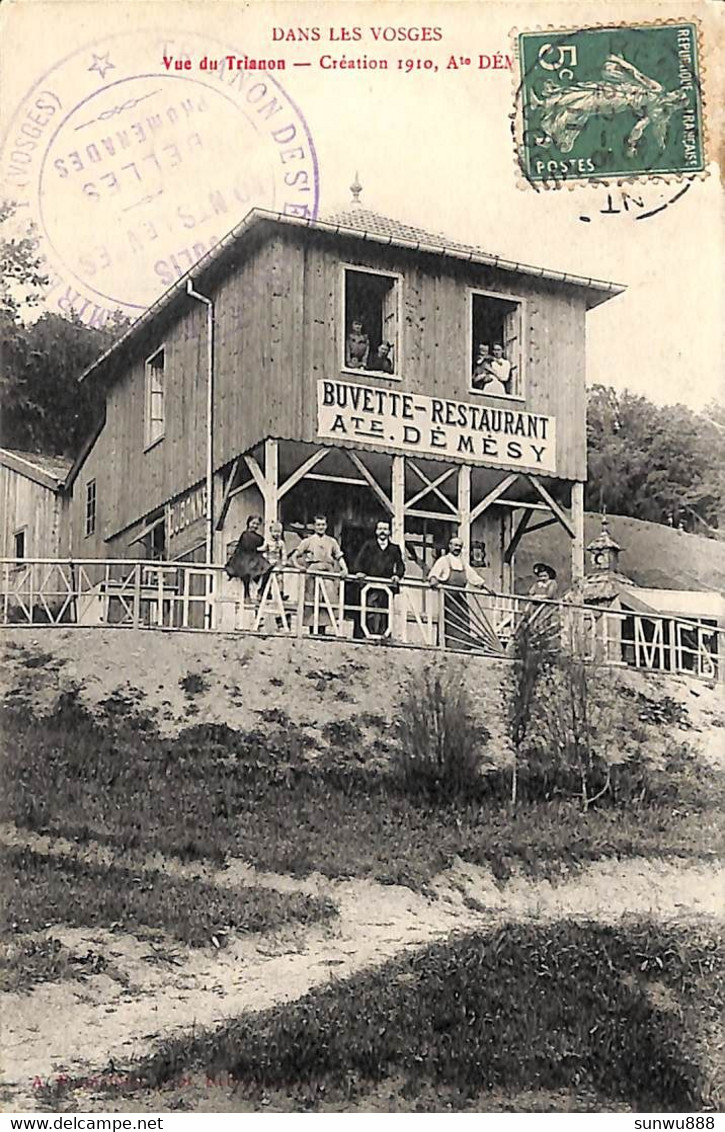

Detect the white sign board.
xmin=317 ymin=380 xmax=556 ymax=473
xmin=166 ymin=483 xmax=208 ymax=549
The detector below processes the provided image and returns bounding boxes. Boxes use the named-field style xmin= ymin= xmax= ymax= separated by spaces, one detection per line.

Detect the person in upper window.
xmin=487 ymin=343 xmax=513 ymax=394
xmin=346 ymin=318 xmax=370 ymax=369
xmin=368 ymin=341 xmax=394 ymax=374
xmin=472 ymin=342 xmax=494 ymax=389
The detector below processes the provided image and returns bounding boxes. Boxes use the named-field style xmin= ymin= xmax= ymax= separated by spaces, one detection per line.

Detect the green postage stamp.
xmin=516 ymin=22 xmax=705 ymax=185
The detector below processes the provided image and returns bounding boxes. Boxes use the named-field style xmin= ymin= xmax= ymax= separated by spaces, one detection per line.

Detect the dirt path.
xmin=2 ymin=825 xmax=722 ymax=1111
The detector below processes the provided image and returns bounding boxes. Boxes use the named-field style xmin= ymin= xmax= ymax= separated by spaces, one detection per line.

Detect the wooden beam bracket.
xmin=277 ymin=448 xmax=329 ymax=498
xmin=470 ymin=472 xmax=520 ymax=522
xmin=216 ymin=457 xmax=241 ymax=530
xmin=345 ymin=450 xmax=393 ymax=513
xmin=523 ymin=474 xmax=575 ymax=539
xmin=504 ymin=509 xmax=533 ymax=565
xmin=406 ymin=461 xmax=458 ymax=514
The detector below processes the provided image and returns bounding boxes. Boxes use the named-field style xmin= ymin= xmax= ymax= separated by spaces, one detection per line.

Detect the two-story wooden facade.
xmin=63 ymin=201 xmax=624 ymax=590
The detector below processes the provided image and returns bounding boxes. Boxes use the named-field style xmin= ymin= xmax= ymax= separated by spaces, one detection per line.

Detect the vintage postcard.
xmin=1 ymin=0 xmax=723 ymax=1120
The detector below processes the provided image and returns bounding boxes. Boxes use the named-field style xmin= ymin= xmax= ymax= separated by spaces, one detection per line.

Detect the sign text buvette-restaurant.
xmin=317 ymin=380 xmax=556 ymax=472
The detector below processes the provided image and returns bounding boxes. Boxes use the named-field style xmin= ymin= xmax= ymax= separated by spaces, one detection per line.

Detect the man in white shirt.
xmin=486 ymin=343 xmax=512 ymax=395
xmin=428 ymin=536 xmax=500 ymax=651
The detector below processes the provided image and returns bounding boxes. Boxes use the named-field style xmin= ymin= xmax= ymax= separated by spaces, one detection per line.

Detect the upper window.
xmin=14 ymin=529 xmax=26 ymax=559
xmin=85 ymin=480 xmax=96 ymax=537
xmin=343 ymin=267 xmax=400 ymax=378
xmin=470 ymin=292 xmax=523 ymax=399
xmin=145 ymin=347 xmax=166 ymax=448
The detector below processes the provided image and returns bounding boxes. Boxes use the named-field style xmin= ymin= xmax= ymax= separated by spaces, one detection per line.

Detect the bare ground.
xmin=2 ymin=824 xmax=722 ymax=1111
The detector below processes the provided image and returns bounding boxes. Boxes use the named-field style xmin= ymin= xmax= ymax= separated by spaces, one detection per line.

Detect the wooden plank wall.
xmin=212 ymin=229 xmax=587 ymax=481
xmin=255 ymin=232 xmax=588 ymax=482
xmin=1 ymin=466 xmax=63 ymax=558
xmin=67 ymin=223 xmax=590 ymax=549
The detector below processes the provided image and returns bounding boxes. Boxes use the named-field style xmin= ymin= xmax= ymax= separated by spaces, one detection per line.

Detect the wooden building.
xmin=1 ymin=448 xmax=71 ymax=562
xmin=579 ymin=520 xmax=723 ymax=677
xmin=63 ymin=197 xmax=624 ymax=594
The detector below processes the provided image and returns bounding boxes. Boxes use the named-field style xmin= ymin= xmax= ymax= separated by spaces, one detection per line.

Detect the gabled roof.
xmin=629 ymin=587 xmax=725 ymax=621
xmin=79 ymin=205 xmax=625 ymax=388
xmin=0 ymin=448 xmax=72 ymax=491
xmin=63 ymin=411 xmax=106 ymax=493
xmin=319 ymin=206 xmax=624 ymax=306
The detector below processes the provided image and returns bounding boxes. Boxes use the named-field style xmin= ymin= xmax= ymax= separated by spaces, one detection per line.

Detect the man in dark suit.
xmin=353 ymin=519 xmax=405 ymax=637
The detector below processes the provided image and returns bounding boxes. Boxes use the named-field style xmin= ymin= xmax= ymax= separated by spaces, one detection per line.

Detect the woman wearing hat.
xmin=524 ymin=562 xmax=560 ymax=642
xmin=529 ymin=562 xmax=558 ymax=601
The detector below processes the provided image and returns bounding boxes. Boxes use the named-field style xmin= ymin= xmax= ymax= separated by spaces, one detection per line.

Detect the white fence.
xmin=1 ymin=557 xmax=722 ymax=682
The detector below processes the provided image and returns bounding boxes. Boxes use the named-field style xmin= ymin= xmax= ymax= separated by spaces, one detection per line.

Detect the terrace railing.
xmin=1 ymin=557 xmax=722 ymax=683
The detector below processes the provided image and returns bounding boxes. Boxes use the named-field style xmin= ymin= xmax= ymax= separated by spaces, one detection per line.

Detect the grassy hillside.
xmin=3 ymin=629 xmax=723 ymax=1114
xmin=517 ymin=513 xmax=725 ymax=593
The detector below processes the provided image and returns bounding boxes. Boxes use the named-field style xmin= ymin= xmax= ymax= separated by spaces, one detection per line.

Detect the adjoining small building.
xmin=60 ymin=189 xmax=624 ymax=609
xmin=580 ymin=519 xmax=723 ymax=678
xmin=0 ymin=448 xmax=72 ymax=563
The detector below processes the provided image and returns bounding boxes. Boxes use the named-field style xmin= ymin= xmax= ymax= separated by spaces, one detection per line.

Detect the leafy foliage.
xmin=586 ymin=384 xmax=725 ymax=534
xmin=0 ymin=200 xmax=48 ymax=316
xmin=137 ymin=921 xmax=723 ymax=1111
xmin=503 ymin=617 xmax=557 ymax=806
xmin=394 ymin=665 xmax=491 ymax=802
xmin=501 ymin=617 xmax=706 ymax=811
xmin=0 ymin=201 xmax=131 ymax=456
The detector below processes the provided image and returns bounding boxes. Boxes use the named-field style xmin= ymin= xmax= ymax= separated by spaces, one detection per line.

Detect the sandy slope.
xmin=3 ymin=627 xmax=723 ymax=764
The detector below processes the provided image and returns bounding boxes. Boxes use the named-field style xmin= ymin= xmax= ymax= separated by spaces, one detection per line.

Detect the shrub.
xmin=503 ymin=616 xmax=557 ymax=807
xmin=502 ymin=618 xmax=695 ymax=811
xmin=179 ymin=671 xmax=209 ymax=697
xmin=394 ymin=665 xmax=490 ymax=802
xmin=523 ymin=647 xmax=654 ymax=809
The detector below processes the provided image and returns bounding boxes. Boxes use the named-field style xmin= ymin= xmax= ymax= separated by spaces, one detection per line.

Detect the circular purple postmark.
xmin=1 ymin=29 xmax=320 ymax=323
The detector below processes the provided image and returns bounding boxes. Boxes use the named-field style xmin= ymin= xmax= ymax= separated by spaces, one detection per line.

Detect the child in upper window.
xmin=346 ymin=318 xmax=370 ymax=369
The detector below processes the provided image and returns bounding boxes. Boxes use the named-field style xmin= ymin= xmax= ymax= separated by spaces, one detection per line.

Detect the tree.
xmin=0 ymin=202 xmax=131 ymax=457
xmin=586 ymin=385 xmax=724 ymax=533
xmin=503 ymin=616 xmax=555 ymax=809
xmin=0 ymin=200 xmax=48 ymax=317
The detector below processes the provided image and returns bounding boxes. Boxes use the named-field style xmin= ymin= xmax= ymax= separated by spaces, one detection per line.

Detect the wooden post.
xmin=457 ymin=464 xmax=471 ymax=554
xmin=264 ymin=439 xmax=279 ymax=527
xmin=390 ymin=456 xmax=406 ymax=643
xmin=571 ymin=480 xmax=585 ymax=584
xmin=133 ymin=564 xmax=141 ymax=628
xmin=391 ymin=455 xmax=405 ymax=546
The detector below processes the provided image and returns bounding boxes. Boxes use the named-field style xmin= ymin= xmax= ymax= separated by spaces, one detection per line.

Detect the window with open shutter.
xmin=343 ymin=267 xmax=400 ymax=377
xmin=145 ymin=347 xmax=166 ymax=448
xmin=470 ymin=291 xmax=524 ymax=399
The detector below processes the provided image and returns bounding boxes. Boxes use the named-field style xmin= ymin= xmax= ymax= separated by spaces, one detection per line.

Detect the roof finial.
xmin=350 ymin=172 xmax=363 ymax=208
